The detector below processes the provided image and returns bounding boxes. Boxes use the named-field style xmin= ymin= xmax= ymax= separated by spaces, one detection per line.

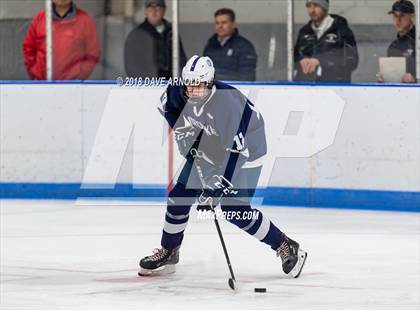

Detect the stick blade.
xmin=228 ymin=278 xmax=235 ymax=290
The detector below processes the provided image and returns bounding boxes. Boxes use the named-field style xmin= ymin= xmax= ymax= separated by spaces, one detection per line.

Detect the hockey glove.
xmin=196 ymin=175 xmax=238 ymax=211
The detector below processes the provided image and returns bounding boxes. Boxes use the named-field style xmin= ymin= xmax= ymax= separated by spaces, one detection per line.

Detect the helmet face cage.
xmin=182 ymin=55 xmax=215 ymax=104
xmin=183 ymin=81 xmax=213 ymax=105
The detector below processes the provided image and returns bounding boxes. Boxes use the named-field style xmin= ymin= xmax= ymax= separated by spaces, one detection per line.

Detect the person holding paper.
xmin=378 ymin=0 xmax=416 ymax=83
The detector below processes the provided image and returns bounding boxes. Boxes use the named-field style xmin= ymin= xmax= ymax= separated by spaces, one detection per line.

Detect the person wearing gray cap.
xmin=293 ymin=0 xmax=359 ymax=82
xmin=124 ymin=0 xmax=187 ymax=79
xmin=378 ymin=0 xmax=416 ymax=83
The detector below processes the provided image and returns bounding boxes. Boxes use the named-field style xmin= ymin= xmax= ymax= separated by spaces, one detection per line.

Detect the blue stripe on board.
xmin=1 ymin=80 xmax=419 ymax=88
xmin=257 ymin=187 xmax=420 ymax=212
xmin=0 ymin=183 xmax=418 ymax=212
xmin=0 ymin=183 xmax=165 ymax=200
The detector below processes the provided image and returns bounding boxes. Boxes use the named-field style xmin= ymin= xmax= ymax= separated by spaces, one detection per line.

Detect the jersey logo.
xmin=187 ymin=116 xmax=218 ymax=137
xmin=174 ymin=128 xmax=195 ymax=141
xmin=325 ymin=33 xmax=337 ymax=44
xmin=404 ymin=49 xmax=414 ymax=57
xmin=213 ymin=175 xmax=239 ymax=196
xmin=175 ymin=117 xmax=196 ymax=141
xmin=304 ymin=34 xmax=315 ymax=41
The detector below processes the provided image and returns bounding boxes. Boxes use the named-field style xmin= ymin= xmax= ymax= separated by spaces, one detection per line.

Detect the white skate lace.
xmin=276 ymin=241 xmax=290 ymax=262
xmin=148 ymin=248 xmax=169 ymax=262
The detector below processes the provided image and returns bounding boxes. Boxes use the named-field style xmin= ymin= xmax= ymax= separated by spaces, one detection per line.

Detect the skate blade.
xmin=138 ymin=264 xmax=176 ymax=277
xmin=290 ymin=248 xmax=307 ymax=279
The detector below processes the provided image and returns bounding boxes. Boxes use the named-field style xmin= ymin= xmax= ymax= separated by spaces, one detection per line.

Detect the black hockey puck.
xmin=254 ymin=288 xmax=267 ymax=293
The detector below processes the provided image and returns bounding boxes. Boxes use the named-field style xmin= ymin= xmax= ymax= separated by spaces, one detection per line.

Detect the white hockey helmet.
xmin=182 ymin=55 xmax=215 ymax=86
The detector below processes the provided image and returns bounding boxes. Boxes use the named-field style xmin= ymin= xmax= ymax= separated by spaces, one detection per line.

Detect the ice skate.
xmin=277 ymin=236 xmax=307 ymax=278
xmin=138 ymin=246 xmax=180 ymax=276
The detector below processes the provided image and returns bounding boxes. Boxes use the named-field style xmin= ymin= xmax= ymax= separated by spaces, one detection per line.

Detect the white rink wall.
xmin=0 ymin=82 xmax=419 ymax=210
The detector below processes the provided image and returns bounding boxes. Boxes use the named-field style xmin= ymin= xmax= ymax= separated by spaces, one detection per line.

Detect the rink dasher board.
xmin=0 ymin=82 xmax=419 ymax=212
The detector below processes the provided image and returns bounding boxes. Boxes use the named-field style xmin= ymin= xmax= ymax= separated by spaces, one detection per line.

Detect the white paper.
xmin=379 ymin=57 xmax=406 ymax=83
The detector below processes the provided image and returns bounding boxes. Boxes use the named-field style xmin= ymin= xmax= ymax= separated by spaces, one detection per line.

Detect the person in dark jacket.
xmin=203 ymin=8 xmax=257 ymax=81
xmin=294 ymin=0 xmax=359 ymax=83
xmin=124 ymin=0 xmax=187 ymax=79
xmin=378 ymin=0 xmax=416 ymax=83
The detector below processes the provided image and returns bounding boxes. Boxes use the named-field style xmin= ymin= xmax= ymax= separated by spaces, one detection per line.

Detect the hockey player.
xmin=138 ymin=55 xmax=307 ymax=279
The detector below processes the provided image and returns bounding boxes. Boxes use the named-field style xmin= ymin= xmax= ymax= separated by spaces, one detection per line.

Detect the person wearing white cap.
xmin=293 ymin=0 xmax=359 ymax=82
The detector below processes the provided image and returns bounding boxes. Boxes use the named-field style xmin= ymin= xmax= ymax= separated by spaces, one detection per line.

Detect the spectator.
xmin=23 ymin=0 xmax=100 ymax=80
xmin=124 ymin=0 xmax=187 ymax=79
xmin=294 ymin=0 xmax=359 ymax=82
xmin=203 ymin=8 xmax=257 ymax=81
xmin=378 ymin=0 xmax=416 ymax=83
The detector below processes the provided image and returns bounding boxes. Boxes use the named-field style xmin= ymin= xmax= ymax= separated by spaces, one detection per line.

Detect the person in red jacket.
xmin=23 ymin=0 xmax=100 ymax=80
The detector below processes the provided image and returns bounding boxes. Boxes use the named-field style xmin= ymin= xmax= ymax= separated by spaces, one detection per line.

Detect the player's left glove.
xmin=196 ymin=175 xmax=239 ymax=211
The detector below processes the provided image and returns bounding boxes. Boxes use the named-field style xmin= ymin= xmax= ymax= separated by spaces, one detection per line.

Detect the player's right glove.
xmin=196 ymin=174 xmax=239 ymax=211
xmin=174 ymin=125 xmax=197 ymax=161
xmin=190 ymin=148 xmax=239 ymax=211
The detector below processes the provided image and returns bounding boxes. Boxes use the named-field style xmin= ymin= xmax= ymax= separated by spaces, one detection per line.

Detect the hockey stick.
xmin=209 ymin=204 xmax=236 ymax=290
xmin=191 ymin=149 xmax=236 ymax=290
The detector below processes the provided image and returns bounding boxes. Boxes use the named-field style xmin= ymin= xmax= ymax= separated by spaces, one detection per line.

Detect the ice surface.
xmin=1 ymin=199 xmax=419 ymax=310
